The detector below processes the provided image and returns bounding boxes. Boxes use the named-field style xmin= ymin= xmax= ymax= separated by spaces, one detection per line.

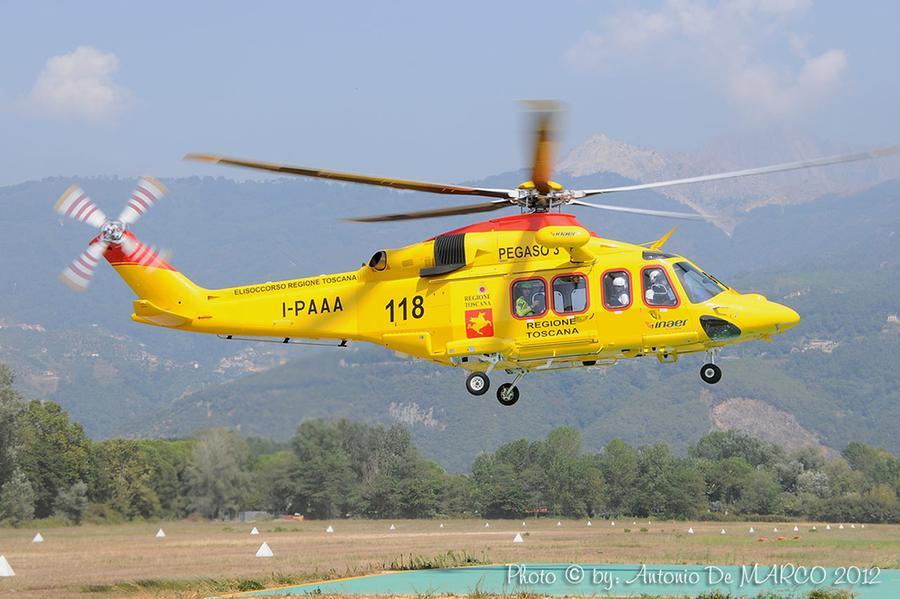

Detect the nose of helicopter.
xmin=768 ymin=301 xmax=800 ymax=333
xmin=740 ymin=295 xmax=800 ymax=335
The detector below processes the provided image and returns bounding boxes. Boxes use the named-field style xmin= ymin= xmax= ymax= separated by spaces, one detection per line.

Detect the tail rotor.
xmin=55 ymin=177 xmax=170 ymax=291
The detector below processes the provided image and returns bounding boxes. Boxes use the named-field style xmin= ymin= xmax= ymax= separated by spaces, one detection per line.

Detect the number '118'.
xmin=385 ymin=295 xmax=424 ymax=322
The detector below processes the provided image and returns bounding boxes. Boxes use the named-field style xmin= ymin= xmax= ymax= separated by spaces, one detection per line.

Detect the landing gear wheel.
xmin=497 ymin=383 xmax=520 ymax=406
xmin=465 ymin=372 xmax=490 ymax=396
xmin=700 ymin=363 xmax=722 ymax=384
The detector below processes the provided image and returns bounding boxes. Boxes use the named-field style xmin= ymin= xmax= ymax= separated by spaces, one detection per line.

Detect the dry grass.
xmin=0 ymin=518 xmax=896 ymax=598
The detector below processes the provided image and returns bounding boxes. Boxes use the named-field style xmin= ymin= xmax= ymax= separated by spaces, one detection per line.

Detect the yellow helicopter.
xmin=55 ymin=104 xmax=897 ymax=405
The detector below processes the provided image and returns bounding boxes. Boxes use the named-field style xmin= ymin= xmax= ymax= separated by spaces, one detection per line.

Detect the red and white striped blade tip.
xmin=54 ymin=185 xmax=107 ymax=229
xmin=118 ymin=176 xmax=167 ymax=225
xmin=127 ymin=239 xmax=171 ymax=269
xmin=59 ymin=241 xmax=108 ymax=292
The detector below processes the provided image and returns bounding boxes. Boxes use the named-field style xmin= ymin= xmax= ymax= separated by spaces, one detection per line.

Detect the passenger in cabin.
xmin=645 ymin=268 xmax=674 ymax=305
xmin=530 ymin=291 xmax=546 ymax=315
xmin=513 ymin=279 xmax=547 ymax=317
xmin=515 ymin=290 xmax=534 ymax=317
xmin=611 ymin=276 xmax=629 ymax=307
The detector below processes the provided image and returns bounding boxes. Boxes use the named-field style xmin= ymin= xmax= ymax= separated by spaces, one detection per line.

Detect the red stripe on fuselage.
xmin=432 ymin=212 xmax=600 ymax=239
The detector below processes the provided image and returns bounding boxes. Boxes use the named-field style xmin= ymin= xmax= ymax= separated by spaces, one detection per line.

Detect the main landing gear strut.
xmin=465 ymin=370 xmax=524 ymax=406
xmin=700 ymin=349 xmax=722 ymax=384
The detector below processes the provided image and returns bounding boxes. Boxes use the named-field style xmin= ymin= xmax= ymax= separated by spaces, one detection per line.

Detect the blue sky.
xmin=1 ymin=1 xmax=899 ymax=185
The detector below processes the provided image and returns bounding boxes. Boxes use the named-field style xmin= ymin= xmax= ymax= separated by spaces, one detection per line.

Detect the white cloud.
xmin=565 ymin=0 xmax=844 ymax=120
xmin=27 ymin=46 xmax=130 ymax=121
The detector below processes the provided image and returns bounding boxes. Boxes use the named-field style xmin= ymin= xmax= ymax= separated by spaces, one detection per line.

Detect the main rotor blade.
xmin=524 ymin=100 xmax=562 ymax=195
xmin=346 ymin=200 xmax=511 ymax=223
xmin=185 ymin=154 xmax=516 ymax=199
xmin=55 ymin=185 xmax=107 ymax=228
xmin=119 ymin=176 xmax=167 ymax=225
xmin=576 ymin=146 xmax=900 ymax=197
xmin=571 ymin=199 xmax=706 ymax=220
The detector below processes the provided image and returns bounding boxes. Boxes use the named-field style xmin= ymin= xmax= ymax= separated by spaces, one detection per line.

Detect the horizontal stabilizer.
xmin=132 ymin=300 xmax=192 ymax=327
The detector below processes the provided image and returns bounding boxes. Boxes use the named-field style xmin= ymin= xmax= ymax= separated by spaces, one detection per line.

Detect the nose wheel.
xmin=700 ymin=363 xmax=722 ymax=384
xmin=465 ymin=372 xmax=490 ymax=396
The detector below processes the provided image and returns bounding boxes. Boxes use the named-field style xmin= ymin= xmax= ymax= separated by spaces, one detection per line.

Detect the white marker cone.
xmin=587 ymin=520 xmax=592 ymax=526
xmin=826 ymin=524 xmax=831 ymax=530
xmin=812 ymin=526 xmax=817 ymax=531
xmin=0 ymin=555 xmax=14 ymax=577
xmin=325 ymin=525 xmax=334 ymax=533
xmin=861 ymin=524 xmax=865 ymax=529
xmin=522 ymin=521 xmax=526 ymax=527
xmin=688 ymin=527 xmax=694 ymax=534
xmin=250 ymin=527 xmax=259 ymax=535
xmin=255 ymin=542 xmax=273 ymax=558
xmin=439 ymin=523 xmax=444 ymax=529
xmin=749 ymin=527 xmax=755 ymax=533
xmin=484 ymin=522 xmax=490 ymax=528
xmin=720 ymin=529 xmax=726 ymax=535
xmin=611 ymin=521 xmax=615 ymax=526
xmin=793 ymin=526 xmax=799 ymax=532
xmin=155 ymin=528 xmax=166 ymax=538
xmin=389 ymin=524 xmax=396 ymax=530
xmin=32 ymin=532 xmax=44 ymax=543
xmin=850 ymin=524 xmax=856 ymax=529
xmin=839 ymin=524 xmax=844 ymax=529
xmin=556 ymin=521 xmax=562 ymax=527
xmin=773 ymin=527 xmax=779 ymax=532
xmin=513 ymin=533 xmax=524 ymax=543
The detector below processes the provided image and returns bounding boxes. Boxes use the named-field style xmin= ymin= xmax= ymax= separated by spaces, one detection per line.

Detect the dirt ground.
xmin=0 ymin=518 xmax=896 ymax=598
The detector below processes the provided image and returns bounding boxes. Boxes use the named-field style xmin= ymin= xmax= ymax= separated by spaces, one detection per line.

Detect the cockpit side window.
xmin=673 ymin=261 xmax=725 ymax=303
xmin=511 ymin=278 xmax=548 ymax=319
xmin=602 ymin=270 xmax=632 ymax=310
xmin=642 ymin=266 xmax=679 ymax=307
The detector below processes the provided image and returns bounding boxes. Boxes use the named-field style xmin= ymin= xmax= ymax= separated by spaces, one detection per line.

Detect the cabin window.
xmin=673 ymin=261 xmax=725 ymax=303
xmin=552 ymin=274 xmax=588 ymax=314
xmin=642 ymin=266 xmax=679 ymax=307
xmin=511 ymin=278 xmax=547 ymax=318
xmin=602 ymin=270 xmax=632 ymax=310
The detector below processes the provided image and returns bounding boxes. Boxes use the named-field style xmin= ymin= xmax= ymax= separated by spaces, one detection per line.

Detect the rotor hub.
xmin=100 ymin=220 xmax=126 ymax=244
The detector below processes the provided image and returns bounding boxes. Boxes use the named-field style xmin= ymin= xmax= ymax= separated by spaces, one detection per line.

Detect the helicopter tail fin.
xmin=103 ymin=232 xmax=208 ymax=327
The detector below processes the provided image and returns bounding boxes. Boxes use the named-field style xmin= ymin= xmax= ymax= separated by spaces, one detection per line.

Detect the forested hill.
xmin=0 ymin=175 xmax=897 ymax=470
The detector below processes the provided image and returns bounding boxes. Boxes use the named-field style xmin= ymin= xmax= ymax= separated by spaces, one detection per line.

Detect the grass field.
xmin=0 ymin=518 xmax=897 ymax=598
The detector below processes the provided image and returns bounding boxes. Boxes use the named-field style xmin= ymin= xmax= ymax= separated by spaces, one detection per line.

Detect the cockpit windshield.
xmin=673 ymin=261 xmax=726 ymax=303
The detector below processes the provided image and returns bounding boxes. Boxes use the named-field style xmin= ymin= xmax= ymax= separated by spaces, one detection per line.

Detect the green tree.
xmin=698 ymin=456 xmax=754 ymax=506
xmin=843 ymin=442 xmax=900 ymax=493
xmin=254 ymin=450 xmax=299 ymax=514
xmin=597 ymin=439 xmax=638 ymax=516
xmin=54 ymin=480 xmax=88 ymax=523
xmin=0 ymin=363 xmax=24 ymax=490
xmin=471 ymin=453 xmax=527 ymax=518
xmin=90 ymin=438 xmax=161 ymax=519
xmin=689 ymin=430 xmax=783 ymax=468
xmin=0 ymin=468 xmax=35 ymax=525
xmin=138 ymin=439 xmax=193 ymax=517
xmin=185 ymin=429 xmax=252 ymax=519
xmin=17 ymin=400 xmax=91 ymax=518
xmin=738 ymin=470 xmax=781 ymax=515
xmin=291 ymin=420 xmax=359 ymax=518
xmin=538 ymin=428 xmax=602 ymax=517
